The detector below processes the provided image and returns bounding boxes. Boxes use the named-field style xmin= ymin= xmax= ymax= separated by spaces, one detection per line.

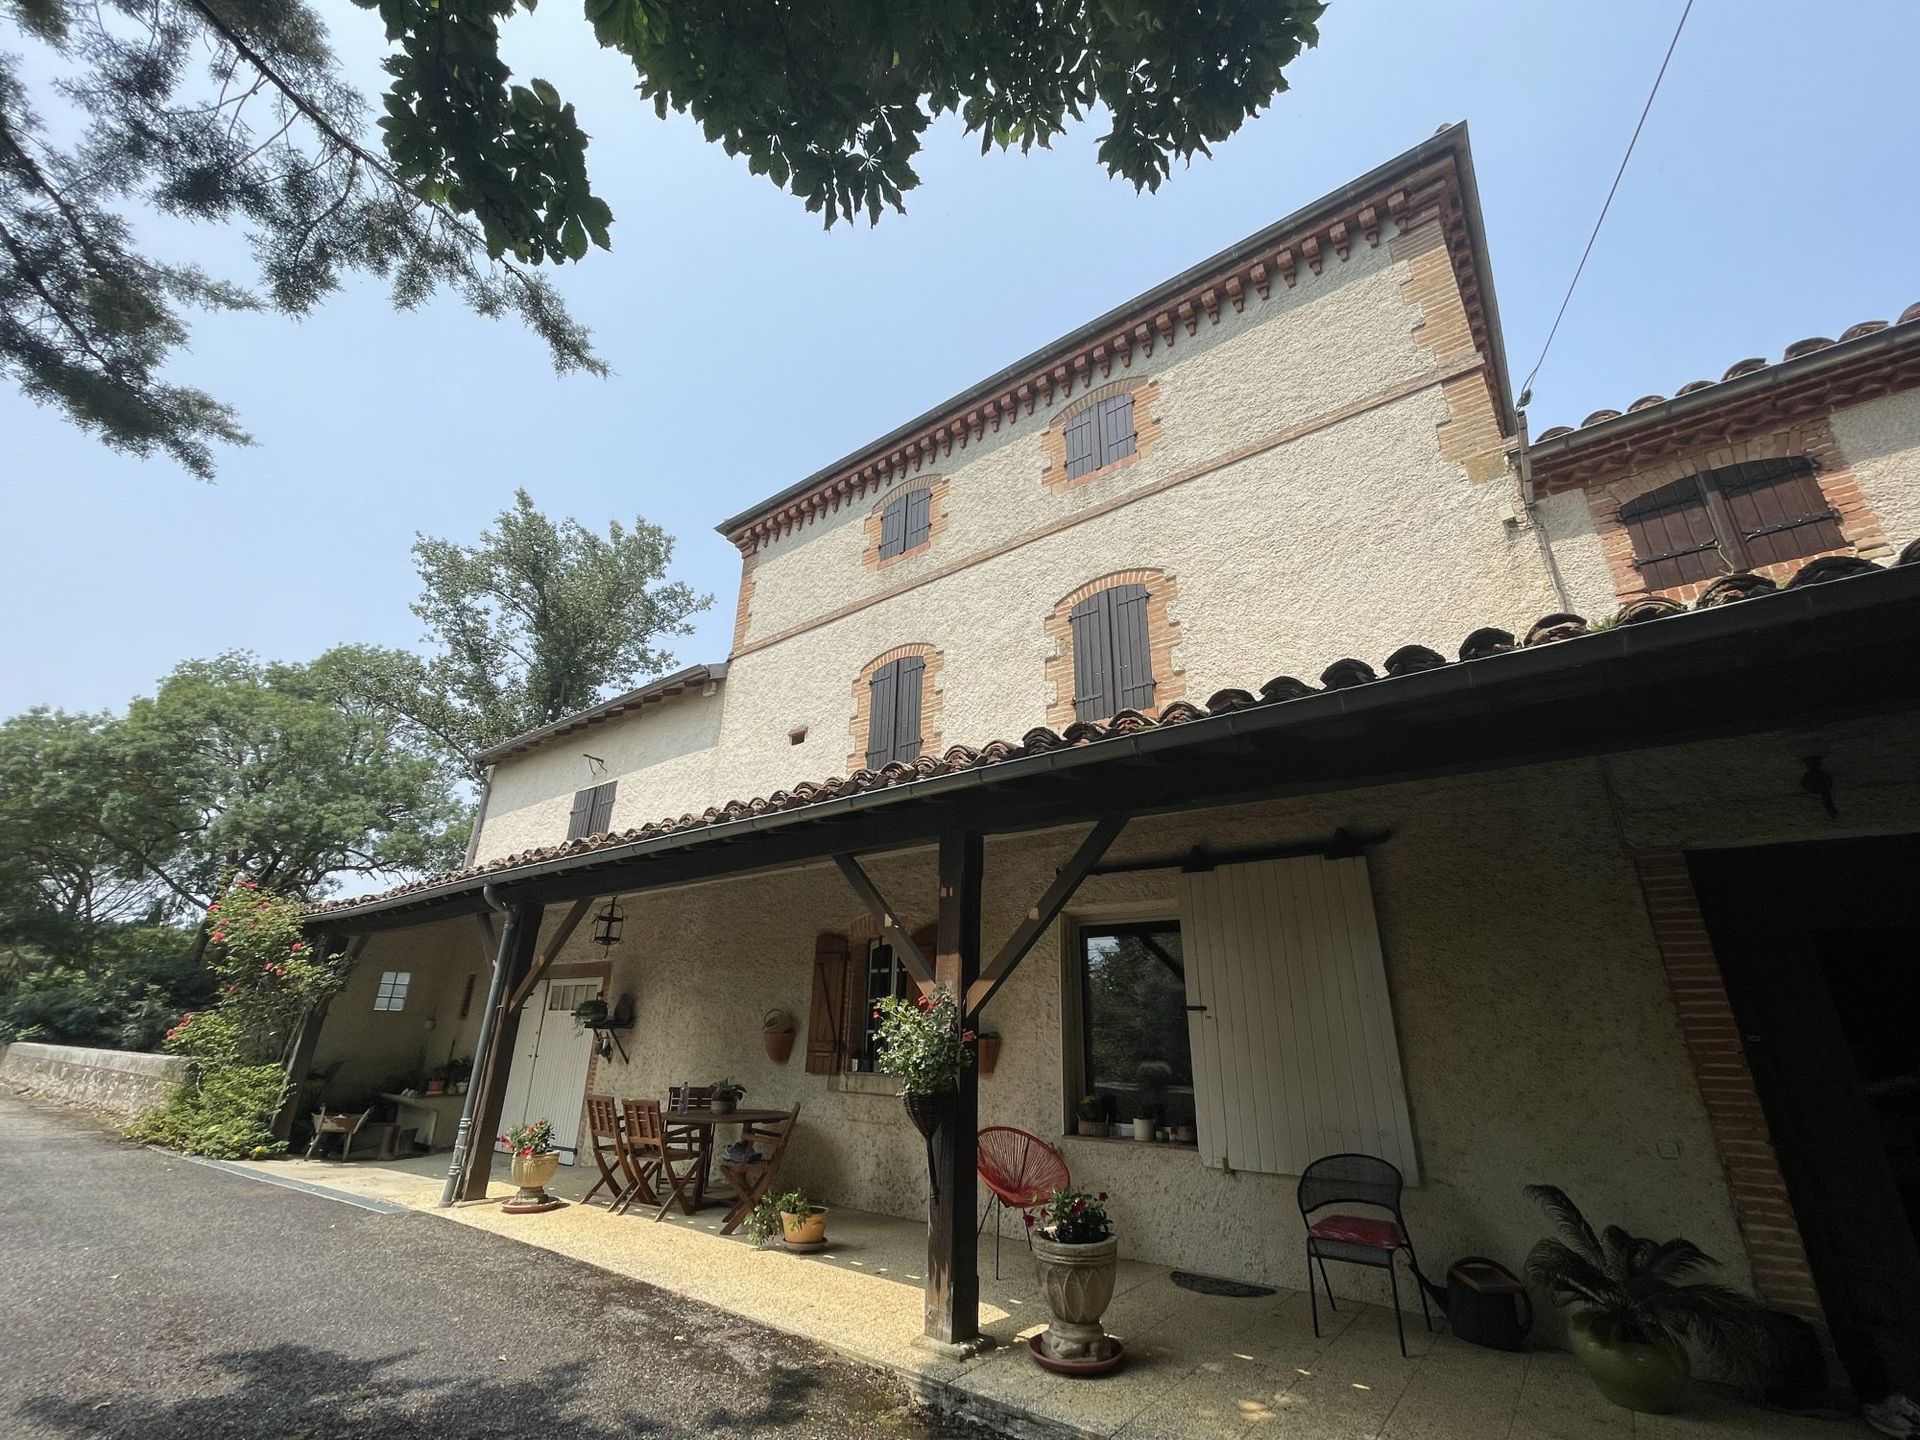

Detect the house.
xmin=298 ymin=123 xmax=1920 ymax=1376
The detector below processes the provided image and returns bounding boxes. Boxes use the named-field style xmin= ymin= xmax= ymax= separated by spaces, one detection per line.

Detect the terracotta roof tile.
xmin=305 ymin=545 xmax=1915 ymax=919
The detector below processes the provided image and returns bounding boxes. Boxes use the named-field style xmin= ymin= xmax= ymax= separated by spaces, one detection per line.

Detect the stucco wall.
xmin=1833 ymin=389 xmax=1920 ymax=551
xmin=519 ymin=723 xmax=1920 ymax=1327
xmin=1530 ymin=487 xmax=1620 ymax=617
xmin=313 ymin=921 xmax=486 ymax=1103
xmin=473 ymin=688 xmax=725 ymax=866
xmin=0 ymin=1041 xmax=185 ymax=1121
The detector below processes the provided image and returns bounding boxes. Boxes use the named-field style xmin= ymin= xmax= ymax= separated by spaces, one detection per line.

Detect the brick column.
xmin=1633 ymin=850 xmax=1823 ymax=1320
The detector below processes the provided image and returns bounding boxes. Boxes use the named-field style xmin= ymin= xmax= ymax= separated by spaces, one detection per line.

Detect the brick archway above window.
xmin=861 ymin=479 xmax=950 ymax=570
xmin=849 ymin=644 xmax=944 ymax=773
xmin=1041 ymin=378 xmax=1163 ymax=492
xmin=1043 ymin=569 xmax=1184 ymax=729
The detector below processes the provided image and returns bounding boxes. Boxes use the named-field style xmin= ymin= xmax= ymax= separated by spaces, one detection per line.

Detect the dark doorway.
xmin=1691 ymin=836 xmax=1920 ymax=1397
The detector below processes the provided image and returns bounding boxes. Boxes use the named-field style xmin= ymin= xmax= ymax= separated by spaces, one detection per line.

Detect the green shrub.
xmin=125 ymin=1063 xmax=289 ymax=1160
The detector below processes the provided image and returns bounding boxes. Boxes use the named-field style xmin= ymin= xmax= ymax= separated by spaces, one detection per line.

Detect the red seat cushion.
xmin=1309 ymin=1214 xmax=1404 ymax=1249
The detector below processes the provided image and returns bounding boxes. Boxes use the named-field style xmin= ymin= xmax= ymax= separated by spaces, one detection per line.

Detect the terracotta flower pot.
xmin=1568 ymin=1313 xmax=1691 ymax=1414
xmin=781 ymin=1208 xmax=828 ymax=1247
xmin=503 ymin=1150 xmax=562 ymax=1213
xmin=425 ymin=1079 xmax=446 ymax=1095
xmin=977 ymin=1035 xmax=1001 ymax=1075
xmin=762 ymin=1009 xmax=796 ymax=1065
xmin=1031 ymin=1233 xmax=1120 ymax=1361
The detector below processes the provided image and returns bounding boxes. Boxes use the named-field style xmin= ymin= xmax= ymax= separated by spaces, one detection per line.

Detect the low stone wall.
xmin=0 ymin=1041 xmax=184 ymax=1121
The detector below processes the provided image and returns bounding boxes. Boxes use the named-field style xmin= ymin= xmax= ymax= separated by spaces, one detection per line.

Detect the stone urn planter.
xmin=502 ymin=1149 xmax=563 ymax=1214
xmin=1031 ymin=1233 xmax=1121 ymax=1364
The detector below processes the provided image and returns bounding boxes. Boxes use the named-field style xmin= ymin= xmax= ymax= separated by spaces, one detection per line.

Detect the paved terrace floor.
xmin=231 ymin=1151 xmax=1866 ymax=1440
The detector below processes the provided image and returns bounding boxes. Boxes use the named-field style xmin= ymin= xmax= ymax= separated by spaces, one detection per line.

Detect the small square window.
xmin=373 ymin=970 xmax=411 ymax=1013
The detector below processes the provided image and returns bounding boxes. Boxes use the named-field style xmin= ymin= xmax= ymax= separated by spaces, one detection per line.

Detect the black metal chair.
xmin=1297 ymin=1152 xmax=1432 ymax=1357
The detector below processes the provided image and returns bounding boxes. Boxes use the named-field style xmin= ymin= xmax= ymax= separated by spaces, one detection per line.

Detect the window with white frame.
xmin=373 ymin=970 xmax=411 ymax=1012
xmin=855 ymin=939 xmax=911 ymax=1070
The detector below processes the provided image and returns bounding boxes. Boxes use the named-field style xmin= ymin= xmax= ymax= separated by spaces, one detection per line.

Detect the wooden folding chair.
xmin=666 ymin=1083 xmax=714 ymax=1187
xmin=621 ymin=1098 xmax=700 ymax=1220
xmin=582 ymin=1094 xmax=634 ymax=1207
xmin=718 ymin=1105 xmax=801 ymax=1235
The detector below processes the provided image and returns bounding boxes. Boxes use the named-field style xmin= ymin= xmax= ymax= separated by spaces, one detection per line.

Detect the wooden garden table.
xmin=658 ymin=1106 xmax=793 ymax=1209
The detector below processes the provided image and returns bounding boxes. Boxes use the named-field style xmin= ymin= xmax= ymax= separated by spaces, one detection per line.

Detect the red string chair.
xmin=976 ymin=1127 xmax=1071 ymax=1278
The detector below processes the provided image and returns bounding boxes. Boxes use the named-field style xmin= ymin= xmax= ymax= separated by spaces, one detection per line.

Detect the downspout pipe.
xmin=439 ymin=884 xmax=516 ymax=1208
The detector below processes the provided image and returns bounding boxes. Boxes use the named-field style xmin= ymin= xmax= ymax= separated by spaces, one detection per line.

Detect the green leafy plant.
xmin=1028 ymin=1187 xmax=1113 ymax=1245
xmin=873 ymin=986 xmax=974 ymax=1096
xmin=501 ymin=1119 xmax=557 ymax=1157
xmin=1524 ymin=1185 xmax=1770 ymax=1374
xmin=1077 ymin=1093 xmax=1115 ymax=1123
xmin=124 ymin=1062 xmax=289 ymax=1160
xmin=745 ymin=1188 xmax=818 ymax=1247
xmin=709 ymin=1078 xmax=746 ymax=1102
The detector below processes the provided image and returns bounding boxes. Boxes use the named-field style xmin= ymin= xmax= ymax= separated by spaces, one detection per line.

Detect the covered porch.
xmin=231 ymin=1146 xmax=1839 ymax=1439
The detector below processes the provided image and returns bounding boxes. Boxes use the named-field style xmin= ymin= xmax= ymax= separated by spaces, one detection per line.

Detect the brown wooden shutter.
xmin=565 ymin=788 xmax=593 ymax=840
xmin=1071 ymin=592 xmax=1115 ymax=721
xmin=1064 ymin=407 xmax=1100 ymax=478
xmin=1110 ymin=583 xmax=1156 ymax=711
xmin=1715 ymin=459 xmax=1843 ymax=567
xmin=865 ymin=662 xmax=898 ymax=770
xmin=904 ymin=487 xmax=932 ymax=550
xmin=587 ymin=781 xmax=617 ymax=834
xmin=806 ymin=932 xmax=853 ymax=1073
xmin=879 ymin=492 xmax=908 ymax=559
xmin=1620 ymin=478 xmax=1724 ymax=589
xmin=892 ymin=655 xmax=924 ymax=762
xmin=1098 ymin=392 xmax=1136 ymax=466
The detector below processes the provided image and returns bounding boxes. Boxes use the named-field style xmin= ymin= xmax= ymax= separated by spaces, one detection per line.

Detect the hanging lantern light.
xmin=592 ymin=897 xmax=625 ymax=953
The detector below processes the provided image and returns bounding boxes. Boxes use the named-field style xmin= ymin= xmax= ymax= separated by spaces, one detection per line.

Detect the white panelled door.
xmin=495 ymin=976 xmax=600 ymax=1163
xmin=1179 ymin=855 xmax=1418 ymax=1180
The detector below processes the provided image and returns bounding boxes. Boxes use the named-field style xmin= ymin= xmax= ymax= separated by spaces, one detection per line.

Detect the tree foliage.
xmin=322 ymin=487 xmax=709 ymax=778
xmin=3 ymin=0 xmax=1323 ymax=474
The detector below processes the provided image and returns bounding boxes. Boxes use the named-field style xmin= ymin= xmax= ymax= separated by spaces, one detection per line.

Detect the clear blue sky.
xmin=4 ymin=0 xmax=1916 ymax=717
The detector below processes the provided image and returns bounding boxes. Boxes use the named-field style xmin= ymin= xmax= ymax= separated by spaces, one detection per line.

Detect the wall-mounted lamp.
xmin=593 ymin=898 xmax=625 ymax=953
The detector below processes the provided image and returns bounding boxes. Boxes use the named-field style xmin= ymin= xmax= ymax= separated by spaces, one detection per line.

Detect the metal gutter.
xmin=716 ymin=125 xmax=1480 ymax=537
xmin=473 ymin=662 xmax=728 ymax=766
xmin=1526 ymin=318 xmax=1920 ymax=467
xmin=306 ymin=562 xmax=1920 ymax=929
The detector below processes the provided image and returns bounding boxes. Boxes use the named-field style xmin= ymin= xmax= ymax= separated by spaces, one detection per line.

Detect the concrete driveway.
xmin=0 ymin=1095 xmax=981 ymax=1439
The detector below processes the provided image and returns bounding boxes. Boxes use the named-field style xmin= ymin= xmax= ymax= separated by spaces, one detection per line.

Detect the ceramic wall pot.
xmin=1031 ymin=1234 xmax=1120 ymax=1360
xmin=504 ymin=1150 xmax=562 ymax=1212
xmin=762 ymin=1009 xmax=796 ymax=1064
xmin=1568 ymin=1313 xmax=1691 ymax=1414
xmin=977 ymin=1036 xmax=1001 ymax=1075
xmin=781 ymin=1208 xmax=829 ymax=1246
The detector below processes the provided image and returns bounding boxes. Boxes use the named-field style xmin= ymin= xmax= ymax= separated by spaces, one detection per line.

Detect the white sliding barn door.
xmin=1179 ymin=855 xmax=1418 ymax=1180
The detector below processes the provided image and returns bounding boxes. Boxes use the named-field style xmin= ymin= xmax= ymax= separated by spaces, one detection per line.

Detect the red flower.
xmin=916 ymin=995 xmax=932 ymax=1012
xmin=961 ymin=1030 xmax=976 ymax=1042
xmin=211 ymin=931 xmax=226 ymax=943
xmin=1070 ymin=1198 xmax=1086 ymax=1215
xmin=1097 ymin=1192 xmax=1108 ymax=1201
xmin=1022 ymin=1213 xmax=1036 ymax=1229
xmin=290 ymin=942 xmax=304 ymax=953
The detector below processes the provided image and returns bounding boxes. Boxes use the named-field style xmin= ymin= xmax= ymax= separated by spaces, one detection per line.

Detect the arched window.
xmin=1620 ymin=459 xmax=1843 ymax=589
xmin=878 ymin=487 xmax=933 ymax=561
xmin=1070 ymin=582 xmax=1155 ymax=721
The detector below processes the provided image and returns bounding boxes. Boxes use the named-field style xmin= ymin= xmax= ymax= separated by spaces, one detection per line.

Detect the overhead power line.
xmin=1519 ymin=0 xmax=1696 ymax=407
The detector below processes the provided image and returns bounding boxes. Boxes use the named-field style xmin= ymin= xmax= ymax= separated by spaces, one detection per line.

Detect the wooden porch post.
xmin=451 ymin=900 xmax=545 ymax=1203
xmin=925 ymin=828 xmax=983 ymax=1346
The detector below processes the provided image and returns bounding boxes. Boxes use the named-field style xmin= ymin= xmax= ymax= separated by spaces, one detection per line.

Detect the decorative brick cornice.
xmin=848 ymin=644 xmax=944 ymax=773
xmin=1589 ymin=421 xmax=1892 ymax=607
xmin=860 ymin=478 xmax=951 ymax=571
xmin=1040 ymin=378 xmax=1164 ymax=492
xmin=723 ymin=150 xmax=1492 ymax=555
xmin=1042 ymin=570 xmax=1185 ymax=730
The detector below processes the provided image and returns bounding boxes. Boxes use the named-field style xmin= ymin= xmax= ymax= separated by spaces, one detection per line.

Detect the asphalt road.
xmin=0 ymin=1094 xmax=980 ymax=1439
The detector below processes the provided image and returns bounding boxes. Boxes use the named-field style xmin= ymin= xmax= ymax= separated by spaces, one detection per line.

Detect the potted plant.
xmin=709 ymin=1078 xmax=745 ymax=1115
xmin=874 ymin=986 xmax=975 ymax=1139
xmin=1026 ymin=1187 xmax=1120 ymax=1365
xmin=424 ymin=1064 xmax=448 ymax=1097
xmin=1525 ymin=1184 xmax=1768 ymax=1414
xmin=446 ymin=1055 xmax=472 ymax=1095
xmin=573 ymin=995 xmax=609 ymax=1027
xmin=1132 ymin=1060 xmax=1170 ymax=1141
xmin=747 ymin=1188 xmax=829 ymax=1249
xmin=1075 ymin=1094 xmax=1112 ymax=1139
xmin=498 ymin=1119 xmax=564 ymax=1213
xmin=762 ymin=1008 xmax=796 ymax=1065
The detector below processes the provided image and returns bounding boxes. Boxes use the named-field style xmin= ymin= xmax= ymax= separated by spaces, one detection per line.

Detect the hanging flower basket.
xmin=902 ymin=1089 xmax=957 ymax=1140
xmin=873 ymin=986 xmax=975 ymax=1205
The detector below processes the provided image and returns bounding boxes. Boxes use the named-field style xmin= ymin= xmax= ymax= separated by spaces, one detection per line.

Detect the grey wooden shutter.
xmin=1070 ymin=593 xmax=1115 ymax=721
xmin=892 ymin=656 xmax=924 ymax=761
xmin=1064 ymin=408 xmax=1100 ymax=479
xmin=587 ymin=781 xmax=617 ymax=834
xmin=904 ymin=488 xmax=932 ymax=550
xmin=1715 ymin=460 xmax=1843 ymax=567
xmin=1098 ymin=392 xmax=1136 ymax=466
xmin=1621 ymin=478 xmax=1723 ymax=589
xmin=866 ymin=662 xmax=898 ymax=769
xmin=565 ymin=788 xmax=593 ymax=840
xmin=1110 ymin=584 xmax=1156 ymax=711
xmin=879 ymin=493 xmax=909 ymax=559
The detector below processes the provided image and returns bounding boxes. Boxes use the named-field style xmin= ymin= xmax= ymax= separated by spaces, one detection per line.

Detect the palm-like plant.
xmin=1524 ymin=1184 xmax=1770 ymax=1376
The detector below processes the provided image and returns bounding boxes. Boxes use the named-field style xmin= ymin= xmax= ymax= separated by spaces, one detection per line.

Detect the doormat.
xmin=1171 ymin=1271 xmax=1275 ymax=1298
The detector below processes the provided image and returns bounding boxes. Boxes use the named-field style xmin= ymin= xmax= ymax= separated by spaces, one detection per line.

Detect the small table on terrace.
xmin=660 ymin=1107 xmax=791 ymax=1210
